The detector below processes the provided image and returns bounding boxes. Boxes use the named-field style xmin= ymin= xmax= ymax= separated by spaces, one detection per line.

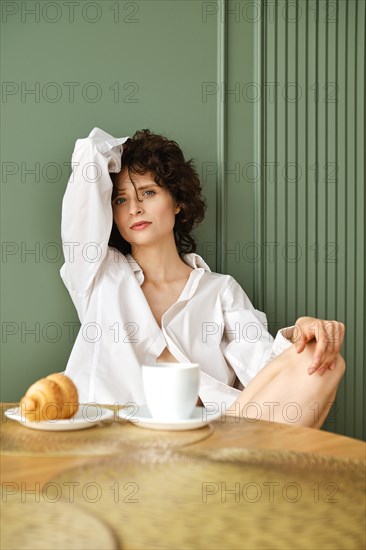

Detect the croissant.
xmin=19 ymin=373 xmax=79 ymax=422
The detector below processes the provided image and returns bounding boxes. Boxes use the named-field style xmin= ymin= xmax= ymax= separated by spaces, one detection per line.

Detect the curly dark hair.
xmin=108 ymin=129 xmax=206 ymax=256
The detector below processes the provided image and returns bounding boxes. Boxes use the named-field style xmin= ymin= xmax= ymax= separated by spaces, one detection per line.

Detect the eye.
xmin=114 ymin=197 xmax=127 ymax=205
xmin=142 ymin=190 xmax=156 ymax=197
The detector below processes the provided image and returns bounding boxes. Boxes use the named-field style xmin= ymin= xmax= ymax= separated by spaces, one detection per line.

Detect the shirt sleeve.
xmin=220 ymin=276 xmax=293 ymax=387
xmin=59 ymin=127 xmax=129 ymax=303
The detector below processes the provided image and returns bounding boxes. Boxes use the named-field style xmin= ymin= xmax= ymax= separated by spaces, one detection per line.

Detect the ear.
xmin=175 ymin=205 xmax=181 ymax=214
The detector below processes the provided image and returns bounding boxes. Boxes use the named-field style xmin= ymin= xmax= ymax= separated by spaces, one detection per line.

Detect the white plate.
xmin=4 ymin=405 xmax=114 ymax=431
xmin=118 ymin=405 xmax=222 ymax=431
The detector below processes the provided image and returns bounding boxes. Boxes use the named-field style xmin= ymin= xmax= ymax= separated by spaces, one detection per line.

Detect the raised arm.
xmin=60 ymin=127 xmax=129 ymax=298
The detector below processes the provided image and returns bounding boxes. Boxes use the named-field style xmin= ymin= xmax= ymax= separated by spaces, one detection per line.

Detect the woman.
xmin=60 ymin=127 xmax=345 ymax=428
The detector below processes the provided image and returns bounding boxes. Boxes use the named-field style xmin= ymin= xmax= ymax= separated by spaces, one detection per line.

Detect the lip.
xmin=130 ymin=221 xmax=152 ymax=230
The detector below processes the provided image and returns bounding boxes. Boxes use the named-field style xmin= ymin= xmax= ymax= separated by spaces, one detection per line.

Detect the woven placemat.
xmin=49 ymin=447 xmax=365 ymax=550
xmin=0 ymin=405 xmax=213 ymax=456
xmin=0 ymin=495 xmax=118 ymax=550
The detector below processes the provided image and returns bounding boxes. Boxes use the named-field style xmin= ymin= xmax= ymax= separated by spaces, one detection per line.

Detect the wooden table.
xmin=1 ymin=403 xmax=365 ymax=550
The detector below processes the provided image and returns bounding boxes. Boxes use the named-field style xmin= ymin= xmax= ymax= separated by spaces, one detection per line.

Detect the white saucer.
xmin=4 ymin=405 xmax=114 ymax=432
xmin=118 ymin=405 xmax=222 ymax=431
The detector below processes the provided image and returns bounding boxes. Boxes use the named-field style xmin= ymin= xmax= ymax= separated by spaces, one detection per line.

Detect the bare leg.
xmin=311 ymin=388 xmax=337 ymax=429
xmin=225 ymin=341 xmax=345 ymax=428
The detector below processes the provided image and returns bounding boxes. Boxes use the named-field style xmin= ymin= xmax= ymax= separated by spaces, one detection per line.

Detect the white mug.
xmin=141 ymin=362 xmax=200 ymax=421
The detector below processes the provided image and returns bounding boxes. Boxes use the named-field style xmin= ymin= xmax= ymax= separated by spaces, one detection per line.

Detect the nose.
xmin=129 ymin=196 xmax=144 ymax=216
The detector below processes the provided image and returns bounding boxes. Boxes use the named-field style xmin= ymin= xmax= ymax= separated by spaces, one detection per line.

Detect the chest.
xmin=141 ymin=282 xmax=185 ymax=329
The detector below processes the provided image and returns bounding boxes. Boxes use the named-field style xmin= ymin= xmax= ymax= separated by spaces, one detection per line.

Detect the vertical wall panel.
xmin=336 ymin=0 xmax=348 ymax=435
xmin=354 ymin=0 xmax=365 ymax=439
xmin=345 ymin=0 xmax=356 ymax=437
xmin=225 ymin=1 xmax=257 ymax=293
xmin=257 ymin=0 xmax=365 ymax=439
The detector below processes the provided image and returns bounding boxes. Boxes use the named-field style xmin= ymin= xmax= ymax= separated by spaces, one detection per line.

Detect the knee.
xmin=286 ymin=341 xmax=346 ymax=383
xmin=318 ymin=354 xmax=346 ymax=391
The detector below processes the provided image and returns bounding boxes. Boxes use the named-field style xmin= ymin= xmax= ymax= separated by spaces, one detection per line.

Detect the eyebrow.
xmin=115 ymin=183 xmax=159 ymax=195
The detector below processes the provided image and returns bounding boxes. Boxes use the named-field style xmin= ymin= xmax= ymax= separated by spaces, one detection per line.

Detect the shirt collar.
xmin=182 ymin=253 xmax=212 ymax=272
xmin=125 ymin=252 xmax=211 ymax=287
xmin=125 ymin=254 xmax=144 ymax=285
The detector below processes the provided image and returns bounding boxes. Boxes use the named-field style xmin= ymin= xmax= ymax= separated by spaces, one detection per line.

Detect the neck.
xmin=130 ymin=236 xmax=189 ymax=283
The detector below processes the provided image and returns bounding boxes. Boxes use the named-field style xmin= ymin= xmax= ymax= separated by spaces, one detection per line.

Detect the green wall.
xmin=1 ymin=0 xmax=219 ymax=399
xmin=1 ymin=0 xmax=364 ymax=440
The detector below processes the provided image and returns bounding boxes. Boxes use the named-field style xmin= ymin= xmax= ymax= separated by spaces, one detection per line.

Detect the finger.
xmin=317 ymin=322 xmax=336 ymax=365
xmin=317 ymin=360 xmax=335 ymax=375
xmin=305 ymin=320 xmax=345 ymax=375
xmin=323 ymin=332 xmax=334 ymax=359
xmin=292 ymin=323 xmax=307 ymax=352
xmin=316 ymin=322 xmax=344 ymax=371
xmin=314 ymin=355 xmax=333 ymax=374
xmin=295 ymin=334 xmax=307 ymax=353
xmin=317 ymin=362 xmax=335 ymax=376
xmin=327 ymin=321 xmax=344 ymax=355
xmin=307 ymin=329 xmax=329 ymax=373
xmin=315 ymin=351 xmax=339 ymax=374
xmin=324 ymin=321 xmax=339 ymax=356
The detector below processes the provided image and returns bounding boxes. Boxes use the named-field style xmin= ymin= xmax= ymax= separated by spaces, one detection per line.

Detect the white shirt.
xmin=60 ymin=128 xmax=293 ymax=408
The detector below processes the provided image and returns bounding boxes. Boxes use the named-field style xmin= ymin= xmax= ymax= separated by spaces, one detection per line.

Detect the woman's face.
xmin=112 ymin=168 xmax=180 ymax=250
